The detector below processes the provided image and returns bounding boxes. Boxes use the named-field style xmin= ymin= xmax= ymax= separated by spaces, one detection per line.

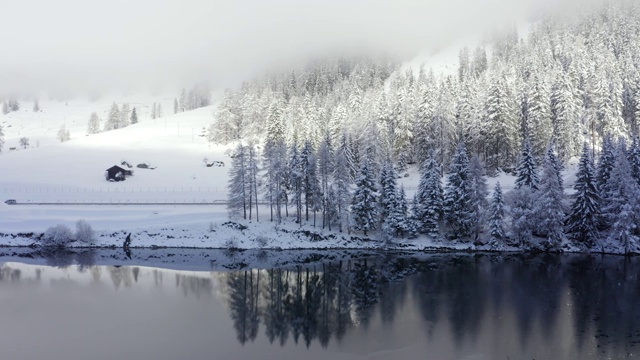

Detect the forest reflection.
xmin=219 ymin=254 xmax=640 ymax=357
xmin=1 ymin=252 xmax=639 ymax=358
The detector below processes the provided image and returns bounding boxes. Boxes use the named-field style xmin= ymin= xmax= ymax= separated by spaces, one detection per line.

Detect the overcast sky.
xmin=0 ymin=0 xmax=605 ymax=95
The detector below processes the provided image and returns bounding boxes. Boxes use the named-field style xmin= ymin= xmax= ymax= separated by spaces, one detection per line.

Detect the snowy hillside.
xmin=0 ymin=98 xmax=229 ymax=202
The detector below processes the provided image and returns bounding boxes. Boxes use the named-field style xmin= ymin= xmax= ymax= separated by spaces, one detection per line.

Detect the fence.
xmin=1 ymin=186 xmax=227 ymax=204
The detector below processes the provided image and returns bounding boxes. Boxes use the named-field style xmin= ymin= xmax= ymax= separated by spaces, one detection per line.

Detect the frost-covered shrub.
xmin=255 ymin=236 xmax=269 ymax=248
xmin=224 ymin=238 xmax=239 ymax=250
xmin=75 ymin=220 xmax=95 ymax=245
xmin=42 ymin=224 xmax=74 ymax=247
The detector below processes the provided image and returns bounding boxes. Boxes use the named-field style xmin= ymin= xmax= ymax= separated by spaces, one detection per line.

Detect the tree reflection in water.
xmin=221 ymin=254 xmax=640 ymax=357
xmin=2 ymin=251 xmax=640 ymax=357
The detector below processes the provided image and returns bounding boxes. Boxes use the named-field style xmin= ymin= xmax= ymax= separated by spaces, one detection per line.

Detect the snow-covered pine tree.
xmin=301 ymin=139 xmax=322 ymax=226
xmin=33 ymin=99 xmax=40 ymax=112
xmin=351 ymin=158 xmax=378 ymax=236
xmin=488 ymin=182 xmax=506 ymax=245
xmin=57 ymin=124 xmax=70 ymax=142
xmin=130 ymin=108 xmax=138 ymax=124
xmin=87 ymin=112 xmax=101 ymax=135
xmin=414 ymin=151 xmax=443 ymax=236
xmin=526 ymin=76 xmax=553 ymax=158
xmin=174 ymin=98 xmax=179 ymax=114
xmin=333 ymin=135 xmax=352 ymax=233
xmin=509 ymin=186 xmax=536 ymax=248
xmin=105 ymin=102 xmax=120 ymax=131
xmin=567 ymin=143 xmax=600 ymax=247
xmin=227 ymin=143 xmax=248 ymax=220
xmin=397 ymin=185 xmax=409 ymax=237
xmin=119 ymin=103 xmax=130 ymax=128
xmin=609 ymin=202 xmax=640 ymax=254
xmin=244 ymin=142 xmax=259 ymax=222
xmin=1 ymin=101 xmax=8 ymax=115
xmin=469 ymin=155 xmax=489 ymax=241
xmin=628 ymin=136 xmax=640 ymax=185
xmin=601 ymin=142 xmax=640 ymax=233
xmin=443 ymin=142 xmax=474 ymax=239
xmin=179 ymin=89 xmax=187 ymax=112
xmin=288 ymin=141 xmax=303 ymax=224
xmin=9 ymin=99 xmax=19 ymax=112
xmin=318 ymin=132 xmax=334 ymax=229
xmin=551 ymin=72 xmax=580 ymax=160
xmin=546 ymin=143 xmax=564 ymax=189
xmin=515 ymin=139 xmax=539 ymax=190
xmin=379 ymin=160 xmax=404 ymax=238
xmin=157 ymin=104 xmax=163 ymax=118
xmin=532 ymin=145 xmax=567 ymax=251
xmin=484 ymin=78 xmax=518 ymax=171
xmin=262 ymin=104 xmax=287 ymax=223
xmin=597 ymin=136 xmax=616 ymax=200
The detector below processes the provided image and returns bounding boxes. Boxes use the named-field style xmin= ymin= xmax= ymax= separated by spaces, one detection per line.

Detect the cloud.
xmin=0 ymin=0 xmax=608 ymax=95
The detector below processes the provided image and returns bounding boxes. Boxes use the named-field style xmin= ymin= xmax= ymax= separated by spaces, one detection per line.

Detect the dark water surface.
xmin=0 ymin=252 xmax=638 ymax=359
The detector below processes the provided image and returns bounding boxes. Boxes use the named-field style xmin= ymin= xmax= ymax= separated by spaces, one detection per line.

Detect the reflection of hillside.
xmin=218 ymin=255 xmax=640 ymax=357
xmin=0 ymin=263 xmax=218 ymax=299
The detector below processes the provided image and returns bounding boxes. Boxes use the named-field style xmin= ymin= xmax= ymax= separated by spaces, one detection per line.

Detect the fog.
xmin=0 ymin=0 xmax=608 ymax=95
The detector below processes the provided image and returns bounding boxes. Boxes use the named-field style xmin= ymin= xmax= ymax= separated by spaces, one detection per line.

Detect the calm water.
xmin=1 ymin=252 xmax=639 ymax=359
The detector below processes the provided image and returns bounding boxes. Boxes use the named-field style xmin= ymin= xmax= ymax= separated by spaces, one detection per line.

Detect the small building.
xmin=105 ymin=165 xmax=133 ymax=181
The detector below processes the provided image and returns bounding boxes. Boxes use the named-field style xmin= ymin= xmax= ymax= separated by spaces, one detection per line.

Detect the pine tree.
xmin=551 ymin=72 xmax=580 ymax=159
xmin=596 ymin=136 xmax=616 ymax=201
xmin=379 ymin=161 xmax=404 ymax=238
xmin=601 ymin=142 xmax=640 ymax=232
xmin=263 ymin=104 xmax=287 ymax=223
xmin=488 ymin=182 xmax=506 ymax=244
xmin=174 ymin=98 xmax=179 ymax=114
xmin=546 ymin=143 xmax=564 ymax=189
xmin=33 ymin=100 xmax=40 ymax=112
xmin=87 ymin=112 xmax=101 ymax=135
xmin=157 ymin=104 xmax=163 ymax=118
xmin=130 ymin=108 xmax=138 ymax=124
xmin=9 ymin=99 xmax=19 ymax=112
xmin=179 ymin=89 xmax=187 ymax=112
xmin=351 ymin=158 xmax=378 ymax=236
xmin=533 ymin=146 xmax=567 ymax=250
xmin=288 ymin=142 xmax=303 ymax=224
xmin=469 ymin=155 xmax=489 ymax=241
xmin=333 ymin=136 xmax=352 ymax=233
xmin=509 ymin=186 xmax=536 ymax=247
xmin=246 ymin=142 xmax=259 ymax=222
xmin=484 ymin=79 xmax=518 ymax=170
xmin=119 ymin=103 xmax=130 ymax=128
xmin=397 ymin=185 xmax=409 ymax=237
xmin=317 ymin=132 xmax=334 ymax=229
xmin=443 ymin=142 xmax=474 ymax=239
xmin=609 ymin=202 xmax=640 ymax=254
xmin=515 ymin=139 xmax=539 ymax=190
xmin=1 ymin=101 xmax=8 ymax=115
xmin=301 ymin=140 xmax=322 ymax=225
xmin=527 ymin=76 xmax=553 ymax=158
xmin=628 ymin=136 xmax=640 ymax=185
xmin=414 ymin=152 xmax=443 ymax=236
xmin=105 ymin=102 xmax=120 ymax=131
xmin=228 ymin=143 xmax=248 ymax=220
xmin=567 ymin=143 xmax=600 ymax=247
xmin=57 ymin=124 xmax=70 ymax=142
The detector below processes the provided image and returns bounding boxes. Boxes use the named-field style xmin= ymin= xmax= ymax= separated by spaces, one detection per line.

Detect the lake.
xmin=0 ymin=251 xmax=638 ymax=359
